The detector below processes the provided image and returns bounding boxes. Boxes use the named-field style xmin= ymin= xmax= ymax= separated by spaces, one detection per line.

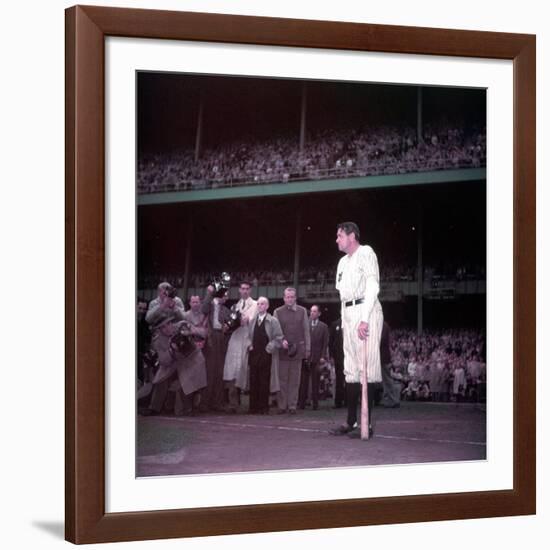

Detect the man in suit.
xmin=329 ymin=317 xmax=346 ymax=408
xmin=298 ymin=304 xmax=329 ymax=410
xmin=239 ymin=296 xmax=283 ymax=414
xmin=200 ymin=285 xmax=231 ymax=412
xmin=273 ymin=287 xmax=311 ymax=414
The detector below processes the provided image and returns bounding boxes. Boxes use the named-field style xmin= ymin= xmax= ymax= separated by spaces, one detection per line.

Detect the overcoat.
xmin=236 ymin=312 xmax=283 ymax=393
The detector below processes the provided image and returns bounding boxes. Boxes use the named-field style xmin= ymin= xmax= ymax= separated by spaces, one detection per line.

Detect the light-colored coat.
xmin=145 ymin=296 xmax=185 ymax=326
xmin=151 ymin=321 xmax=207 ymax=396
xmin=223 ymin=297 xmax=258 ymax=381
xmin=236 ymin=312 xmax=283 ymax=393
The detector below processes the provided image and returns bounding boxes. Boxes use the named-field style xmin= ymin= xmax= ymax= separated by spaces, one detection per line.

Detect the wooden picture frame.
xmin=65 ymin=5 xmax=535 ymax=544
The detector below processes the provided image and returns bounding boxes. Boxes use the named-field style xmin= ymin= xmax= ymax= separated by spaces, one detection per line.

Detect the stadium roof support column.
xmin=293 ymin=208 xmax=302 ymax=291
xmin=299 ymin=82 xmax=307 ymax=152
xmin=417 ymin=86 xmax=424 ymax=145
xmin=182 ymin=213 xmax=193 ymax=301
xmin=194 ymin=96 xmax=203 ymax=162
xmin=417 ymin=202 xmax=424 ymax=336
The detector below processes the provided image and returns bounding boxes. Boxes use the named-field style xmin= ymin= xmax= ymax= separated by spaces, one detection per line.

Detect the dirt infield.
xmin=136 ymin=399 xmax=486 ymax=477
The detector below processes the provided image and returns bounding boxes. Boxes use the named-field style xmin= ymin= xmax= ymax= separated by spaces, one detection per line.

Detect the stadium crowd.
xmin=138 ymin=263 xmax=485 ymax=290
xmin=387 ymin=329 xmax=486 ymax=403
xmin=137 ymin=123 xmax=486 ymax=193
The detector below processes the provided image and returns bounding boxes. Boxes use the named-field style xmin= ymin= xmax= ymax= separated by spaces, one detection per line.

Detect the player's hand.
xmin=282 ymin=339 xmax=289 ymax=350
xmin=358 ymin=321 xmax=369 ymax=340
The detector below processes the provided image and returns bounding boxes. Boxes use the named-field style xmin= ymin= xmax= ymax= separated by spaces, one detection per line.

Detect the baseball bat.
xmin=361 ymin=336 xmax=369 ymax=440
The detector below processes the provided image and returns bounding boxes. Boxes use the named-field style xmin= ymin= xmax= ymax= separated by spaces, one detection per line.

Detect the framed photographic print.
xmin=65 ymin=5 xmax=535 ymax=544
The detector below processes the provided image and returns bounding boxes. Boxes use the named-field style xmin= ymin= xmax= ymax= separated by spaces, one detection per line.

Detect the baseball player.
xmin=329 ymin=221 xmax=384 ymax=439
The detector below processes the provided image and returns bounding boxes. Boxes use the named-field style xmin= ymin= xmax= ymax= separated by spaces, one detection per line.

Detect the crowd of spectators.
xmin=388 ymin=328 xmax=486 ymax=403
xmin=138 ymin=263 xmax=485 ymax=290
xmin=137 ymin=123 xmax=486 ymax=193
xmin=139 ymin=267 xmax=328 ymax=290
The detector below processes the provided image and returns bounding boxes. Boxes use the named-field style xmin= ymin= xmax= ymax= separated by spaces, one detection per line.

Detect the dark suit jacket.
xmin=329 ymin=318 xmax=344 ymax=363
xmin=200 ymin=292 xmax=231 ymax=343
xmin=309 ymin=320 xmax=329 ymax=364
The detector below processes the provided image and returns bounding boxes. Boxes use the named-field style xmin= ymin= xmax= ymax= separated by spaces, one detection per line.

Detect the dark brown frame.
xmin=65 ymin=5 xmax=536 ymax=544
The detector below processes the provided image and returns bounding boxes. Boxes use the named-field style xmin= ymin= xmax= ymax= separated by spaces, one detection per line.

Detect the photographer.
xmin=140 ymin=314 xmax=207 ymax=416
xmin=201 ymin=284 xmax=231 ymax=412
xmin=145 ymin=281 xmax=185 ymax=327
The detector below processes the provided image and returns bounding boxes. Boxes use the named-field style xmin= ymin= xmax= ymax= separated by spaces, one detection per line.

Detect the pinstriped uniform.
xmin=335 ymin=245 xmax=384 ymax=384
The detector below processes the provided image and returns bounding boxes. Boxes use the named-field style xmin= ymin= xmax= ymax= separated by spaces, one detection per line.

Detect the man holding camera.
xmin=145 ymin=281 xmax=185 ymax=327
xmin=273 ymin=287 xmax=311 ymax=414
xmin=141 ymin=282 xmax=206 ymax=416
xmin=140 ymin=311 xmax=207 ymax=416
xmin=201 ymin=285 xmax=231 ymax=412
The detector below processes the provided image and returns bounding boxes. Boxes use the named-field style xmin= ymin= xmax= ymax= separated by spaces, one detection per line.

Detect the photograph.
xmin=0 ymin=0 xmax=542 ymax=547
xmin=135 ymin=72 xmax=488 ymax=477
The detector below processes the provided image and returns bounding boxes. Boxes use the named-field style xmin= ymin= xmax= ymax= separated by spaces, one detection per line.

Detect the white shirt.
xmin=257 ymin=313 xmax=267 ymax=324
xmin=237 ymin=297 xmax=258 ymax=322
